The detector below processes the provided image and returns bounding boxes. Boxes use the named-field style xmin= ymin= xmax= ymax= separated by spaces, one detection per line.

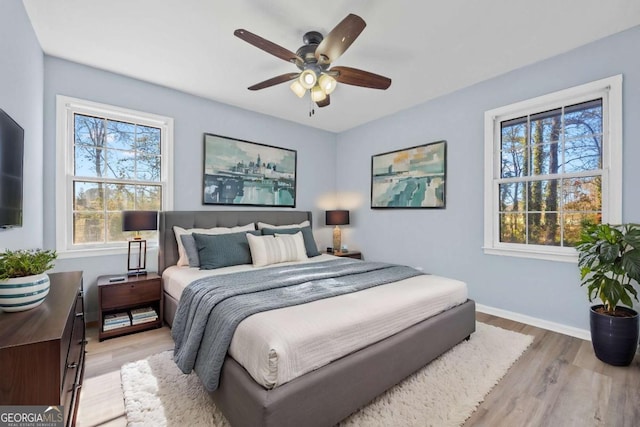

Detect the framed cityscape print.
xmin=202 ymin=133 xmax=297 ymax=207
xmin=371 ymin=140 xmax=446 ymax=208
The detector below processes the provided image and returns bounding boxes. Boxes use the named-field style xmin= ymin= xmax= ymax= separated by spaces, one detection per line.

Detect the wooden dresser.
xmin=0 ymin=271 xmax=85 ymax=427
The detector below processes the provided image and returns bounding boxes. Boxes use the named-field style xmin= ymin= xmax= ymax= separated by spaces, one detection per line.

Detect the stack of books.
xmin=103 ymin=312 xmax=131 ymax=331
xmin=131 ymin=307 xmax=158 ymax=326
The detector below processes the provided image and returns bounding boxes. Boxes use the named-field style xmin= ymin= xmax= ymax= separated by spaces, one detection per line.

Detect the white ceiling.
xmin=22 ymin=0 xmax=640 ymax=133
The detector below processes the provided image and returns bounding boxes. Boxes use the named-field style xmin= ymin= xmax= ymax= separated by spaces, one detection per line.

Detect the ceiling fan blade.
xmin=248 ymin=73 xmax=300 ymax=90
xmin=316 ymin=95 xmax=330 ymax=108
xmin=330 ymin=66 xmax=391 ymax=90
xmin=315 ymin=14 xmax=366 ymax=65
xmin=234 ymin=29 xmax=303 ymax=64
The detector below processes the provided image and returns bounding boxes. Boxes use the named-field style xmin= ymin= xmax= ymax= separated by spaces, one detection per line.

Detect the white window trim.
xmin=483 ymin=75 xmax=622 ymax=263
xmin=55 ymin=95 xmax=174 ymax=258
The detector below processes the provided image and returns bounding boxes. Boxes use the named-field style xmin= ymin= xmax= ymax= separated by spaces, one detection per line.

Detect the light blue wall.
xmin=6 ymin=0 xmax=639 ymax=332
xmin=0 ymin=0 xmax=43 ymax=250
xmin=42 ymin=57 xmax=337 ymax=319
xmin=336 ymin=25 xmax=640 ymax=332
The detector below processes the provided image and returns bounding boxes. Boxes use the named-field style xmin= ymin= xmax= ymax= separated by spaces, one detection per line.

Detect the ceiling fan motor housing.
xmin=296 ymin=31 xmax=330 ymax=72
xmin=302 ymin=31 xmax=323 ymax=45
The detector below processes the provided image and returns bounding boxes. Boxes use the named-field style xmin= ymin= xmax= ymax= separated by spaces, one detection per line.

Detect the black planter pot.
xmin=590 ymin=305 xmax=639 ymax=366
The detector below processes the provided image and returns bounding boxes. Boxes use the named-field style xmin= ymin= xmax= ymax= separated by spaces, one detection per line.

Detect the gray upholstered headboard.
xmin=158 ymin=210 xmax=313 ymax=273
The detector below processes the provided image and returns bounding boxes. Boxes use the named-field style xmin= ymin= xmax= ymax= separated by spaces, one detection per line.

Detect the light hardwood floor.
xmin=467 ymin=313 xmax=639 ymax=427
xmin=76 ymin=314 xmax=640 ymax=427
xmin=77 ymin=326 xmax=174 ymax=427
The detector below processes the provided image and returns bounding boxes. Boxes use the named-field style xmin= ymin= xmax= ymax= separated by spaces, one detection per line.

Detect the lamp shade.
xmin=326 ymin=210 xmax=350 ymax=226
xmin=122 ymin=210 xmax=158 ymax=232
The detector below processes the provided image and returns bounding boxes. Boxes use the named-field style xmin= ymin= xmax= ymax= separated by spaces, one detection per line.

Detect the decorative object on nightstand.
xmin=97 ymin=273 xmax=163 ymax=341
xmin=326 ymin=209 xmax=350 ymax=253
xmin=122 ymin=210 xmax=158 ymax=276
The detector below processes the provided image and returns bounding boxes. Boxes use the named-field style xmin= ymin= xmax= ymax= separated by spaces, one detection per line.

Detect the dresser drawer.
xmin=61 ymin=342 xmax=83 ymax=426
xmin=65 ymin=295 xmax=84 ymax=373
xmin=101 ymin=280 xmax=161 ymax=310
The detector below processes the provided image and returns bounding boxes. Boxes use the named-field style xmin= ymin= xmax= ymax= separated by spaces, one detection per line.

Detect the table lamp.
xmin=122 ymin=210 xmax=158 ymax=276
xmin=326 ymin=210 xmax=350 ymax=253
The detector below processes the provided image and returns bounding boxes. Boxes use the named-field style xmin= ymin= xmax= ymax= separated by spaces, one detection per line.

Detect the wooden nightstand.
xmin=331 ymin=250 xmax=362 ymax=260
xmin=97 ymin=273 xmax=163 ymax=341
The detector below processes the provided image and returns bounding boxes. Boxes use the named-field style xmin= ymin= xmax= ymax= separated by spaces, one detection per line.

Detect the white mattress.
xmin=163 ymin=255 xmax=468 ymax=388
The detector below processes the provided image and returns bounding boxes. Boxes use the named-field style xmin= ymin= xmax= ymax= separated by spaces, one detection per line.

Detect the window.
xmin=56 ymin=96 xmax=173 ymax=256
xmin=484 ymin=76 xmax=622 ymax=262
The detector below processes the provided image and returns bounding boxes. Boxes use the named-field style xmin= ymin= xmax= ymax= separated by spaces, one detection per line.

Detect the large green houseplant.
xmin=0 ymin=249 xmax=57 ymax=312
xmin=576 ymin=223 xmax=640 ymax=366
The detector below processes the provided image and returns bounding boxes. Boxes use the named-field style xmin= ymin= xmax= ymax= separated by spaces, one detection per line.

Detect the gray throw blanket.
xmin=172 ymin=258 xmax=423 ymax=392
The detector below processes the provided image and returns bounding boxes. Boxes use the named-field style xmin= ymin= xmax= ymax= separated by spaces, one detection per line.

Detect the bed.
xmin=158 ymin=210 xmax=476 ymax=427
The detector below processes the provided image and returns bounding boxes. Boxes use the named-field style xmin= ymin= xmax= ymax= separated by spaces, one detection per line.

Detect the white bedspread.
xmin=163 ymin=256 xmax=468 ymax=388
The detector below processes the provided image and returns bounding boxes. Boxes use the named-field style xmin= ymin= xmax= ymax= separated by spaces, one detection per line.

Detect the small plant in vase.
xmin=0 ymin=249 xmax=57 ymax=312
xmin=576 ymin=223 xmax=640 ymax=366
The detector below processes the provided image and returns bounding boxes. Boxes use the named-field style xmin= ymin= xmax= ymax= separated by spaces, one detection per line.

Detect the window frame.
xmin=483 ymin=75 xmax=622 ymax=263
xmin=55 ymin=95 xmax=174 ymax=258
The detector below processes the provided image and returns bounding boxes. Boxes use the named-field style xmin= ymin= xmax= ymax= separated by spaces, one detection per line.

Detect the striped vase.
xmin=0 ymin=273 xmax=50 ymax=312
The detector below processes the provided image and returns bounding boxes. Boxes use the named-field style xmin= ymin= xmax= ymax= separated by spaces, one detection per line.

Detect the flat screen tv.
xmin=0 ymin=108 xmax=24 ymax=229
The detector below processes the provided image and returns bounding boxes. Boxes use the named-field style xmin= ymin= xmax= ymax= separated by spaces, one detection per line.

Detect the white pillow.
xmin=257 ymin=220 xmax=310 ymax=230
xmin=173 ymin=224 xmax=255 ymax=267
xmin=247 ymin=232 xmax=308 ymax=267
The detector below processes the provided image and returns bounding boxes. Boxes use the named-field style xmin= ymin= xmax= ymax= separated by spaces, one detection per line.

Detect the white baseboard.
xmin=476 ymin=303 xmax=591 ymax=341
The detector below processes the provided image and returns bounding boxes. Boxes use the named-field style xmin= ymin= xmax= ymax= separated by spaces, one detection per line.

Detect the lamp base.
xmin=333 ymin=226 xmax=342 ymax=253
xmin=127 ymin=239 xmax=148 ymax=277
xmin=127 ymin=270 xmax=148 ymax=277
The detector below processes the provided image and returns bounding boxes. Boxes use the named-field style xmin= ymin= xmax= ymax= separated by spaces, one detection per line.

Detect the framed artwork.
xmin=202 ymin=133 xmax=297 ymax=207
xmin=371 ymin=140 xmax=446 ymax=208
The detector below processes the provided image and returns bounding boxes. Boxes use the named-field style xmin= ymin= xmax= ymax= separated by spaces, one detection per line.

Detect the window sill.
xmin=483 ymin=246 xmax=577 ymax=263
xmin=57 ymin=245 xmax=158 ymax=259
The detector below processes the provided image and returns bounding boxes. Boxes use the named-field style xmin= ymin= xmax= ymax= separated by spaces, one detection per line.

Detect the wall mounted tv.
xmin=0 ymin=108 xmax=24 ymax=229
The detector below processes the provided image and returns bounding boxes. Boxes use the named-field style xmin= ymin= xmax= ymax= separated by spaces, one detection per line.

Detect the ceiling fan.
xmin=234 ymin=13 xmax=391 ymax=111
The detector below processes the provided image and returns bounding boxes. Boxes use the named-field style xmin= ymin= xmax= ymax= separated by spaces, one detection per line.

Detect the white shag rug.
xmin=121 ymin=322 xmax=533 ymax=427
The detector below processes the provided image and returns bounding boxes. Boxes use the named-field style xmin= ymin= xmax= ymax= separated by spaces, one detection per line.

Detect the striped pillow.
xmin=247 ymin=232 xmax=308 ymax=267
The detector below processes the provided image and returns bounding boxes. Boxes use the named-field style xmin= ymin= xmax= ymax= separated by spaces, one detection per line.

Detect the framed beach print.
xmin=371 ymin=140 xmax=446 ymax=208
xmin=202 ymin=134 xmax=297 ymax=207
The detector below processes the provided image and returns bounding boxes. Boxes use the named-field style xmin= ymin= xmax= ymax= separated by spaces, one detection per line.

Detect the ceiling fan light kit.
xmin=234 ymin=13 xmax=391 ymax=113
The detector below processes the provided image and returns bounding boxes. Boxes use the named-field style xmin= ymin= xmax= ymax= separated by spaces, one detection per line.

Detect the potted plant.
xmin=0 ymin=249 xmax=57 ymax=312
xmin=576 ymin=223 xmax=640 ymax=366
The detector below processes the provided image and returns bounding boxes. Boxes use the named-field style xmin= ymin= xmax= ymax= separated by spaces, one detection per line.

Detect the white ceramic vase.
xmin=0 ymin=273 xmax=50 ymax=312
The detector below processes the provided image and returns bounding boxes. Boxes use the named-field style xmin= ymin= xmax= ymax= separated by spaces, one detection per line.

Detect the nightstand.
xmin=97 ymin=273 xmax=163 ymax=341
xmin=331 ymin=250 xmax=362 ymax=260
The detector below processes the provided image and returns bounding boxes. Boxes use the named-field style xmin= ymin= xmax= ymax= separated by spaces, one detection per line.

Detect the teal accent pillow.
xmin=261 ymin=226 xmax=321 ymax=257
xmin=193 ymin=230 xmax=261 ymax=269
